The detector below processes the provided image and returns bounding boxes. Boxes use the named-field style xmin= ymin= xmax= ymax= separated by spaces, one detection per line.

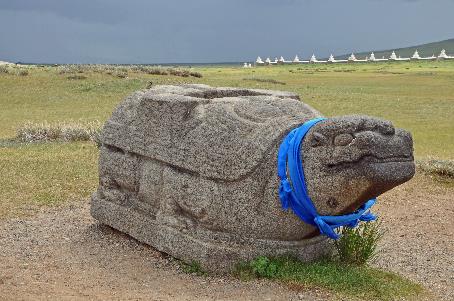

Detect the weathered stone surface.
xmin=91 ymin=84 xmax=415 ymax=272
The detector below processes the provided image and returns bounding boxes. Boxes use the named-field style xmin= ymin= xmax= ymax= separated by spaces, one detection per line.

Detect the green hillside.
xmin=336 ymin=38 xmax=454 ymax=60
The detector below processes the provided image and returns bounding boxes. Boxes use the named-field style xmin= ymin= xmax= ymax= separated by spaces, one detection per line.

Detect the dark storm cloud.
xmin=0 ymin=0 xmax=453 ymax=63
xmin=0 ymin=0 xmax=132 ymax=24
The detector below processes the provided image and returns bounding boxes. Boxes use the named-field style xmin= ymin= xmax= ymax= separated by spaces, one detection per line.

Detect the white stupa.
xmin=293 ymin=55 xmax=300 ymax=63
xmin=256 ymin=56 xmax=264 ymax=65
xmin=369 ymin=52 xmax=376 ymax=61
xmin=348 ymin=53 xmax=357 ymax=62
xmin=411 ymin=50 xmax=420 ymax=60
xmin=278 ymin=56 xmax=285 ymax=64
xmin=389 ymin=51 xmax=398 ymax=60
xmin=369 ymin=52 xmax=387 ymax=62
xmin=265 ymin=57 xmax=271 ymax=65
xmin=438 ymin=49 xmax=448 ymax=59
xmin=438 ymin=49 xmax=454 ymax=59
xmin=328 ymin=54 xmax=336 ymax=63
xmin=310 ymin=54 xmax=317 ymax=63
xmin=273 ymin=57 xmax=279 ymax=64
xmin=310 ymin=54 xmax=327 ymax=63
xmin=248 ymin=63 xmax=252 ymax=68
xmin=390 ymin=51 xmax=410 ymax=61
xmin=327 ymin=54 xmax=346 ymax=63
xmin=243 ymin=62 xmax=248 ymax=68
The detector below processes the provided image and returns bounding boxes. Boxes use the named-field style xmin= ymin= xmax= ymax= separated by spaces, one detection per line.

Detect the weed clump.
xmin=0 ymin=65 xmax=10 ymax=74
xmin=17 ymin=69 xmax=29 ymax=76
xmin=179 ymin=260 xmax=206 ymax=276
xmin=16 ymin=121 xmax=101 ymax=143
xmin=115 ymin=72 xmax=128 ymax=78
xmin=335 ymin=220 xmax=384 ymax=265
xmin=417 ymin=159 xmax=454 ymax=178
xmin=67 ymin=75 xmax=87 ymax=80
xmin=54 ymin=64 xmax=203 ymax=78
xmin=0 ymin=65 xmax=29 ymax=76
xmin=142 ymin=67 xmax=203 ymax=78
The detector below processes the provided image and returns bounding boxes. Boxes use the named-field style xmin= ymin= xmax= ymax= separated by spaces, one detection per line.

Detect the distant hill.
xmin=336 ymin=38 xmax=454 ymax=60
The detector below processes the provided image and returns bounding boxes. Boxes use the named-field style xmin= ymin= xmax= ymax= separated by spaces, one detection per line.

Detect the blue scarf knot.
xmin=277 ymin=118 xmax=377 ymax=239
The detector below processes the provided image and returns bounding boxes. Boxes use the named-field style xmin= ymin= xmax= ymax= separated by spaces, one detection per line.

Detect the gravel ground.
xmin=373 ymin=172 xmax=454 ymax=301
xmin=0 ymin=204 xmax=329 ymax=301
xmin=0 ymin=172 xmax=452 ymax=300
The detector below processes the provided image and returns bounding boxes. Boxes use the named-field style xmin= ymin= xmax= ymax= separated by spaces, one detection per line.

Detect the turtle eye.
xmin=334 ymin=133 xmax=354 ymax=146
xmin=310 ymin=132 xmax=328 ymax=147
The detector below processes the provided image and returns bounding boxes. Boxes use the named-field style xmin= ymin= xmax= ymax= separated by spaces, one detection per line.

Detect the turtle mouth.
xmin=327 ymin=154 xmax=414 ymax=168
xmin=360 ymin=155 xmax=414 ymax=164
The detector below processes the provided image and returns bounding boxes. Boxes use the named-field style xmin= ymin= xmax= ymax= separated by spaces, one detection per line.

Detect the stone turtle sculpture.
xmin=91 ymin=84 xmax=415 ymax=272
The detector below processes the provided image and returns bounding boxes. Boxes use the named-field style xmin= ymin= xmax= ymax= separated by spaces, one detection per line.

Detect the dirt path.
xmin=373 ymin=173 xmax=454 ymax=300
xmin=0 ymin=172 xmax=453 ymax=301
xmin=0 ymin=205 xmax=326 ymax=301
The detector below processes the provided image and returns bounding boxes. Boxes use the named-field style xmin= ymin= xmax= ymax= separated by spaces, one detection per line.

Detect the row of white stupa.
xmin=252 ymin=49 xmax=454 ymax=66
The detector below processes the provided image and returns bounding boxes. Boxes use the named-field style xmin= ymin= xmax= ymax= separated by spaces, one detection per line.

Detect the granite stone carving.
xmin=91 ymin=84 xmax=415 ymax=272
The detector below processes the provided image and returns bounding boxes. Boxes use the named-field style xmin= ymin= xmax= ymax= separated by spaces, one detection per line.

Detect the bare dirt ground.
xmin=0 ymin=172 xmax=453 ymax=301
xmin=374 ymin=172 xmax=454 ymax=301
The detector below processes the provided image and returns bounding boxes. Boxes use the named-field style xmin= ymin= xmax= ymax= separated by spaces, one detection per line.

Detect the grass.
xmin=1 ymin=62 xmax=454 ymax=159
xmin=243 ymin=77 xmax=286 ymax=85
xmin=235 ymin=256 xmax=425 ymax=301
xmin=0 ymin=61 xmax=449 ymax=299
xmin=0 ymin=141 xmax=98 ymax=218
xmin=178 ymin=260 xmax=207 ymax=276
xmin=0 ymin=61 xmax=453 ymax=218
xmin=335 ymin=221 xmax=384 ymax=265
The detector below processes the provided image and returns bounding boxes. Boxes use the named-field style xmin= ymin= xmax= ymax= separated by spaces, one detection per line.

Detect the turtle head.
xmin=301 ymin=115 xmax=415 ymax=215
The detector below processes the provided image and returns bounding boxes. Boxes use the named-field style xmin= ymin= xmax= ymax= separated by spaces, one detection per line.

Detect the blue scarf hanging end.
xmin=277 ymin=118 xmax=377 ymax=240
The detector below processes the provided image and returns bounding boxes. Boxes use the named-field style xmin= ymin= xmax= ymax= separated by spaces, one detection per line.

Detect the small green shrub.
xmin=250 ymin=256 xmax=279 ymax=278
xmin=335 ymin=220 xmax=383 ymax=265
xmin=179 ymin=260 xmax=206 ymax=276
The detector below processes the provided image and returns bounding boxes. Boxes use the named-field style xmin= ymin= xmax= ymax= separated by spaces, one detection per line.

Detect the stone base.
xmin=91 ymin=194 xmax=334 ymax=273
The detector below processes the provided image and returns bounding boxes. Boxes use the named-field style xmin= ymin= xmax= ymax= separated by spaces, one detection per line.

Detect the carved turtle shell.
xmin=101 ymin=84 xmax=321 ymax=181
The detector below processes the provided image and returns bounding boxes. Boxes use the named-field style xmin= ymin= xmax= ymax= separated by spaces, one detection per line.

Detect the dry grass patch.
xmin=16 ymin=121 xmax=102 ymax=143
xmin=417 ymin=159 xmax=454 ymax=178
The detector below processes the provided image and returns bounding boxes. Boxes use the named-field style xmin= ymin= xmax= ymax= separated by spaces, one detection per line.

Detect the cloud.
xmin=0 ymin=0 xmax=453 ymax=63
xmin=0 ymin=0 xmax=133 ymax=25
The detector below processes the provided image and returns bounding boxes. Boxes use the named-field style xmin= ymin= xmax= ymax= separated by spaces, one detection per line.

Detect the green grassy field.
xmin=1 ymin=62 xmax=452 ymax=300
xmin=1 ymin=61 xmax=453 ymax=217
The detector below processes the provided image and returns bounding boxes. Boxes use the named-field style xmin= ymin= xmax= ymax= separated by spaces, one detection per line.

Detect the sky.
xmin=0 ymin=0 xmax=453 ymax=64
